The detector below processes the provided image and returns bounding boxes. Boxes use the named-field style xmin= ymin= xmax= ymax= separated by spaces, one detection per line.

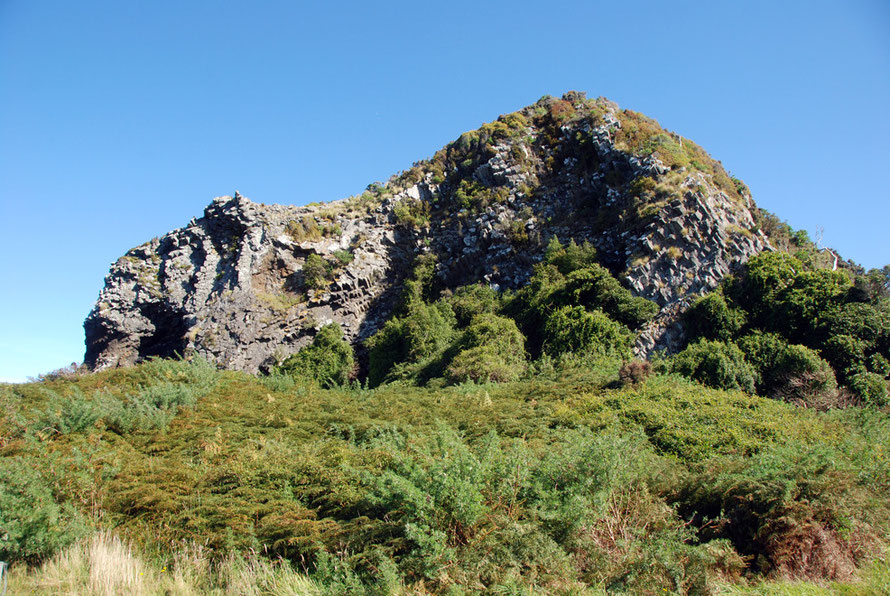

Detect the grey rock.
xmin=85 ymin=95 xmax=771 ymax=372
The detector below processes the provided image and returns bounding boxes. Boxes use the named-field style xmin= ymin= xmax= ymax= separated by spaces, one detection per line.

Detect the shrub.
xmin=105 ymin=382 xmax=197 ymax=433
xmin=332 ymin=249 xmax=354 ymax=266
xmin=868 ymin=352 xmax=890 ymax=378
xmin=739 ymin=332 xmax=837 ymax=405
xmin=366 ymin=302 xmax=457 ymax=386
xmin=674 ymin=442 xmax=878 ymax=580
xmin=821 ymin=334 xmax=868 ymax=381
xmin=619 ymin=360 xmax=653 ymax=386
xmin=562 ymin=266 xmax=659 ymax=329
xmin=685 ymin=291 xmax=746 ymax=343
xmin=302 ymin=254 xmax=329 ymax=290
xmin=276 ymin=324 xmax=355 ymax=388
xmin=544 ymin=237 xmax=598 ymax=274
xmin=446 ymin=346 xmax=521 ymax=384
xmin=671 ymin=339 xmax=756 ymax=393
xmin=33 ymin=388 xmax=103 ymax=435
xmin=822 ymin=302 xmax=889 ymax=349
xmin=847 ymin=371 xmax=888 ymax=407
xmin=0 ymin=457 xmax=87 ymax=563
xmin=542 ymin=305 xmax=633 ymax=359
xmin=285 ymin=217 xmax=322 ymax=242
xmin=446 ymin=284 xmax=501 ymax=327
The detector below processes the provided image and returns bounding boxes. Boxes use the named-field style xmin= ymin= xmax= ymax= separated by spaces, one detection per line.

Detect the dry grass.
xmin=7 ymin=532 xmax=320 ymax=595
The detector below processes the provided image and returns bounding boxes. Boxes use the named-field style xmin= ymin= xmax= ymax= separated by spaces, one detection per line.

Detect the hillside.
xmin=85 ymin=92 xmax=767 ymax=373
xmin=2 ymin=92 xmax=889 ymax=594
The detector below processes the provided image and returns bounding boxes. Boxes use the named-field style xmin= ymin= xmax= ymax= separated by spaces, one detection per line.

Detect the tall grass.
xmin=7 ymin=532 xmax=321 ymax=595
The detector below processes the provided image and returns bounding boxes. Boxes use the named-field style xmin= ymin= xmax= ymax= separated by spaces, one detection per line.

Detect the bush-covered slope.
xmin=2 ymin=355 xmax=888 ymax=593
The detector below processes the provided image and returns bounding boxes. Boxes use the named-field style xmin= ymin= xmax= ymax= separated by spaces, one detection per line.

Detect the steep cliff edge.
xmin=85 ymin=92 xmax=769 ymax=372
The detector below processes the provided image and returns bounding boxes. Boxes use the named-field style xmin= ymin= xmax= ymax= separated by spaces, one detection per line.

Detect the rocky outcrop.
xmin=85 ymin=93 xmax=769 ymax=373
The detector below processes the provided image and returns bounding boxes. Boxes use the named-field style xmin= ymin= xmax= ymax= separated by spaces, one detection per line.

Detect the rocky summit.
xmin=85 ymin=92 xmax=770 ymax=373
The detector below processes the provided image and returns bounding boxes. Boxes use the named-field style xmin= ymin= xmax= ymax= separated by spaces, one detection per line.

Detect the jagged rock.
xmin=85 ymin=93 xmax=769 ymax=373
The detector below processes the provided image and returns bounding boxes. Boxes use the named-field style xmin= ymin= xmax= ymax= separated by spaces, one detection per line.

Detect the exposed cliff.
xmin=85 ymin=92 xmax=770 ymax=372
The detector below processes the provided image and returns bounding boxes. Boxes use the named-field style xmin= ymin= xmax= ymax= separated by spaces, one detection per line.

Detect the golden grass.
xmin=6 ymin=532 xmax=320 ymax=595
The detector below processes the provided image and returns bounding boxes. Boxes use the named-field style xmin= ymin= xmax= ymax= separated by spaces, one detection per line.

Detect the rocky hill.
xmin=85 ymin=92 xmax=770 ymax=373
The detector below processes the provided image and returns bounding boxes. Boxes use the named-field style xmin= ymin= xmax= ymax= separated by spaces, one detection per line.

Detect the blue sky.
xmin=1 ymin=0 xmax=888 ymax=382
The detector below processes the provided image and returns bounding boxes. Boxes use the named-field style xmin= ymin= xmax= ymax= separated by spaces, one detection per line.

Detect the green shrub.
xmin=446 ymin=283 xmax=501 ymax=327
xmin=33 ymin=388 xmax=103 ymax=435
xmin=542 ymin=305 xmax=633 ymax=359
xmin=446 ymin=312 xmax=527 ymax=384
xmin=332 ymin=249 xmax=354 ymax=266
xmin=303 ymin=254 xmax=330 ymax=290
xmin=544 ymin=236 xmax=598 ymax=274
xmin=868 ymin=352 xmax=890 ymax=378
xmin=0 ymin=457 xmax=87 ymax=563
xmin=821 ymin=334 xmax=868 ymax=381
xmin=822 ymin=302 xmax=889 ymax=349
xmin=848 ymin=371 xmax=888 ymax=407
xmin=276 ymin=324 xmax=355 ymax=388
xmin=366 ymin=302 xmax=457 ymax=386
xmin=739 ymin=332 xmax=837 ymax=404
xmin=672 ymin=339 xmax=756 ymax=393
xmin=105 ymin=382 xmax=197 ymax=433
xmin=446 ymin=346 xmax=520 ymax=384
xmin=562 ymin=265 xmax=658 ymax=329
xmin=685 ymin=291 xmax=746 ymax=343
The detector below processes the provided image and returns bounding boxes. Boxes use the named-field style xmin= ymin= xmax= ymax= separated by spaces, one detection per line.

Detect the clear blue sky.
xmin=1 ymin=0 xmax=888 ymax=382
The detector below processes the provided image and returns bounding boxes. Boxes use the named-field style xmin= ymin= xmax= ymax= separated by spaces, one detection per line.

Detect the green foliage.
xmin=685 ymin=291 xmax=747 ymax=343
xmin=674 ymin=441 xmax=881 ymax=578
xmin=275 ymin=324 xmax=355 ymax=388
xmin=444 ymin=283 xmax=501 ymax=327
xmin=0 ymin=457 xmax=88 ymax=563
xmin=392 ymin=197 xmax=430 ymax=228
xmin=509 ymin=237 xmax=656 ymax=357
xmin=561 ymin=265 xmax=659 ymax=329
xmin=822 ymin=301 xmax=889 ymax=351
xmin=446 ymin=314 xmax=527 ymax=384
xmin=820 ymin=334 xmax=868 ymax=382
xmin=302 ymin=254 xmax=330 ymax=290
xmin=542 ymin=305 xmax=633 ymax=359
xmin=739 ymin=332 xmax=837 ymax=404
xmin=543 ymin=236 xmax=598 ymax=274
xmin=332 ymin=249 xmax=354 ymax=265
xmin=847 ymin=371 xmax=888 ymax=407
xmin=671 ymin=339 xmax=756 ymax=393
xmin=366 ymin=301 xmax=457 ymax=386
xmin=445 ymin=346 xmax=521 ymax=384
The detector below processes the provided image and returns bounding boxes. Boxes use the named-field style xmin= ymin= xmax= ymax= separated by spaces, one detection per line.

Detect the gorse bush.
xmin=0 ymin=457 xmax=88 ymax=564
xmin=671 ymin=339 xmax=756 ymax=393
xmin=685 ymin=291 xmax=746 ymax=343
xmin=543 ymin=305 xmax=633 ymax=359
xmin=674 ymin=441 xmax=880 ymax=580
xmin=275 ymin=323 xmax=354 ymax=388
xmin=738 ymin=332 xmax=837 ymax=406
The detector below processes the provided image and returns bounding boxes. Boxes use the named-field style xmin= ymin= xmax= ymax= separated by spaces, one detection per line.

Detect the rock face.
xmin=85 ymin=93 xmax=770 ymax=373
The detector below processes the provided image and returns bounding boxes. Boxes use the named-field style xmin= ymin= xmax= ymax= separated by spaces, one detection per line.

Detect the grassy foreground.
xmin=2 ymin=357 xmax=889 ymax=594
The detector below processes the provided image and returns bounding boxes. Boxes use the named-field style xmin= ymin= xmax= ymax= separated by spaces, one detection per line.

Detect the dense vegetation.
xmin=2 ymin=351 xmax=888 ymax=593
xmin=681 ymin=234 xmax=890 ymax=408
